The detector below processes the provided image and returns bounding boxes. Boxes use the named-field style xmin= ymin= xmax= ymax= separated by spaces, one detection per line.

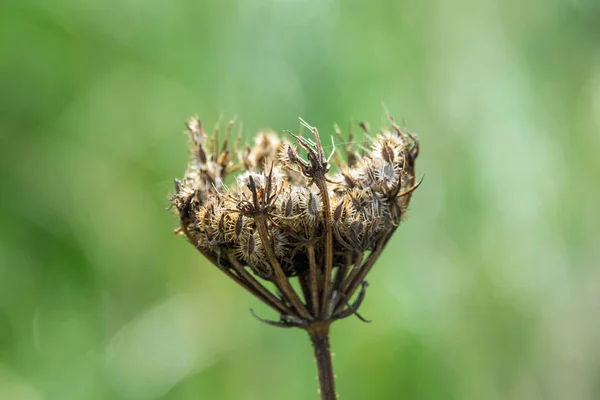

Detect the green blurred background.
xmin=2 ymin=0 xmax=600 ymax=399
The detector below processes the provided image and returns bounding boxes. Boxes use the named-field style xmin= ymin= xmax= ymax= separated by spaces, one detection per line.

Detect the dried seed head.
xmin=171 ymin=114 xmax=419 ymax=312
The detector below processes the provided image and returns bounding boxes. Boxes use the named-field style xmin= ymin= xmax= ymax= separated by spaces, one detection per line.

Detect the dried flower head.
xmin=171 ymin=115 xmax=419 ymax=327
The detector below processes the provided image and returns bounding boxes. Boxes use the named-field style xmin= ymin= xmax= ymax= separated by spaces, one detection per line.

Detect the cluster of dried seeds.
xmin=171 ymin=115 xmax=419 ymax=326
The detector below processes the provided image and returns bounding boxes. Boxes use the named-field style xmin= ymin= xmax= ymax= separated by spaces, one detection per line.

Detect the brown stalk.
xmin=332 ymin=253 xmax=351 ymax=296
xmin=306 ymin=244 xmax=320 ymax=316
xmin=315 ymin=178 xmax=334 ymax=317
xmin=255 ymin=216 xmax=313 ymax=320
xmin=306 ymin=323 xmax=336 ymax=400
xmin=297 ymin=118 xmax=334 ymax=317
xmin=298 ymin=272 xmax=313 ymax=310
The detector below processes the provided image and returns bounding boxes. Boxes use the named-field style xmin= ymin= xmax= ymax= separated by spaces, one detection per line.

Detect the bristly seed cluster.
xmin=171 ymin=115 xmax=419 ymax=327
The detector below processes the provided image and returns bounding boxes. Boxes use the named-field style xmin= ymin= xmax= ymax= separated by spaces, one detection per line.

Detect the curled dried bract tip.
xmin=171 ymin=114 xmax=419 ymax=326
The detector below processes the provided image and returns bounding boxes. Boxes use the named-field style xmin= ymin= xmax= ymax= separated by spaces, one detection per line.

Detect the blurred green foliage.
xmin=2 ymin=0 xmax=600 ymax=399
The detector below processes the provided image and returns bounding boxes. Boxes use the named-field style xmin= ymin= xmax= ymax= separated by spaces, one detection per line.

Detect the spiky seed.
xmin=350 ymin=196 xmax=361 ymax=211
xmin=247 ymin=232 xmax=256 ymax=254
xmin=343 ymin=173 xmax=356 ymax=188
xmin=235 ymin=215 xmax=244 ymax=237
xmin=308 ymin=192 xmax=319 ymax=217
xmin=333 ymin=201 xmax=344 ymax=222
xmin=202 ymin=208 xmax=211 ymax=227
xmin=205 ymin=227 xmax=214 ymax=242
xmin=287 ymin=145 xmax=297 ymax=163
xmin=285 ymin=197 xmax=294 ymax=217
xmin=218 ymin=213 xmax=226 ymax=234
xmin=349 ymin=220 xmax=362 ymax=244
xmin=382 ymin=143 xmax=395 ymax=164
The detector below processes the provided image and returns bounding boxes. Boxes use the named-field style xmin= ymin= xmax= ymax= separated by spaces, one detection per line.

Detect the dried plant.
xmin=171 ymin=114 xmax=419 ymax=399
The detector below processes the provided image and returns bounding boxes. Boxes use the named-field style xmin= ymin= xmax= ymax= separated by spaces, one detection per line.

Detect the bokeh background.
xmin=2 ymin=0 xmax=600 ymax=399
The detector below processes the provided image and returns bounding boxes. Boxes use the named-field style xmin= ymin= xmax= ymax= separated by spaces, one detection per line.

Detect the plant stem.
xmin=315 ymin=178 xmax=333 ymax=317
xmin=255 ymin=216 xmax=313 ymax=320
xmin=307 ymin=324 xmax=336 ymax=400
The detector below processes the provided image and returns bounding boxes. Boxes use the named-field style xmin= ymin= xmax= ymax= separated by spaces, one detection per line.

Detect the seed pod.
xmin=218 ymin=213 xmax=226 ymax=235
xmin=247 ymin=232 xmax=256 ymax=254
xmin=333 ymin=200 xmax=344 ymax=222
xmin=308 ymin=192 xmax=319 ymax=218
xmin=348 ymin=220 xmax=363 ymax=246
xmin=285 ymin=197 xmax=294 ymax=217
xmin=235 ymin=215 xmax=244 ymax=237
xmin=287 ymin=145 xmax=298 ymax=163
xmin=381 ymin=143 xmax=395 ymax=164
